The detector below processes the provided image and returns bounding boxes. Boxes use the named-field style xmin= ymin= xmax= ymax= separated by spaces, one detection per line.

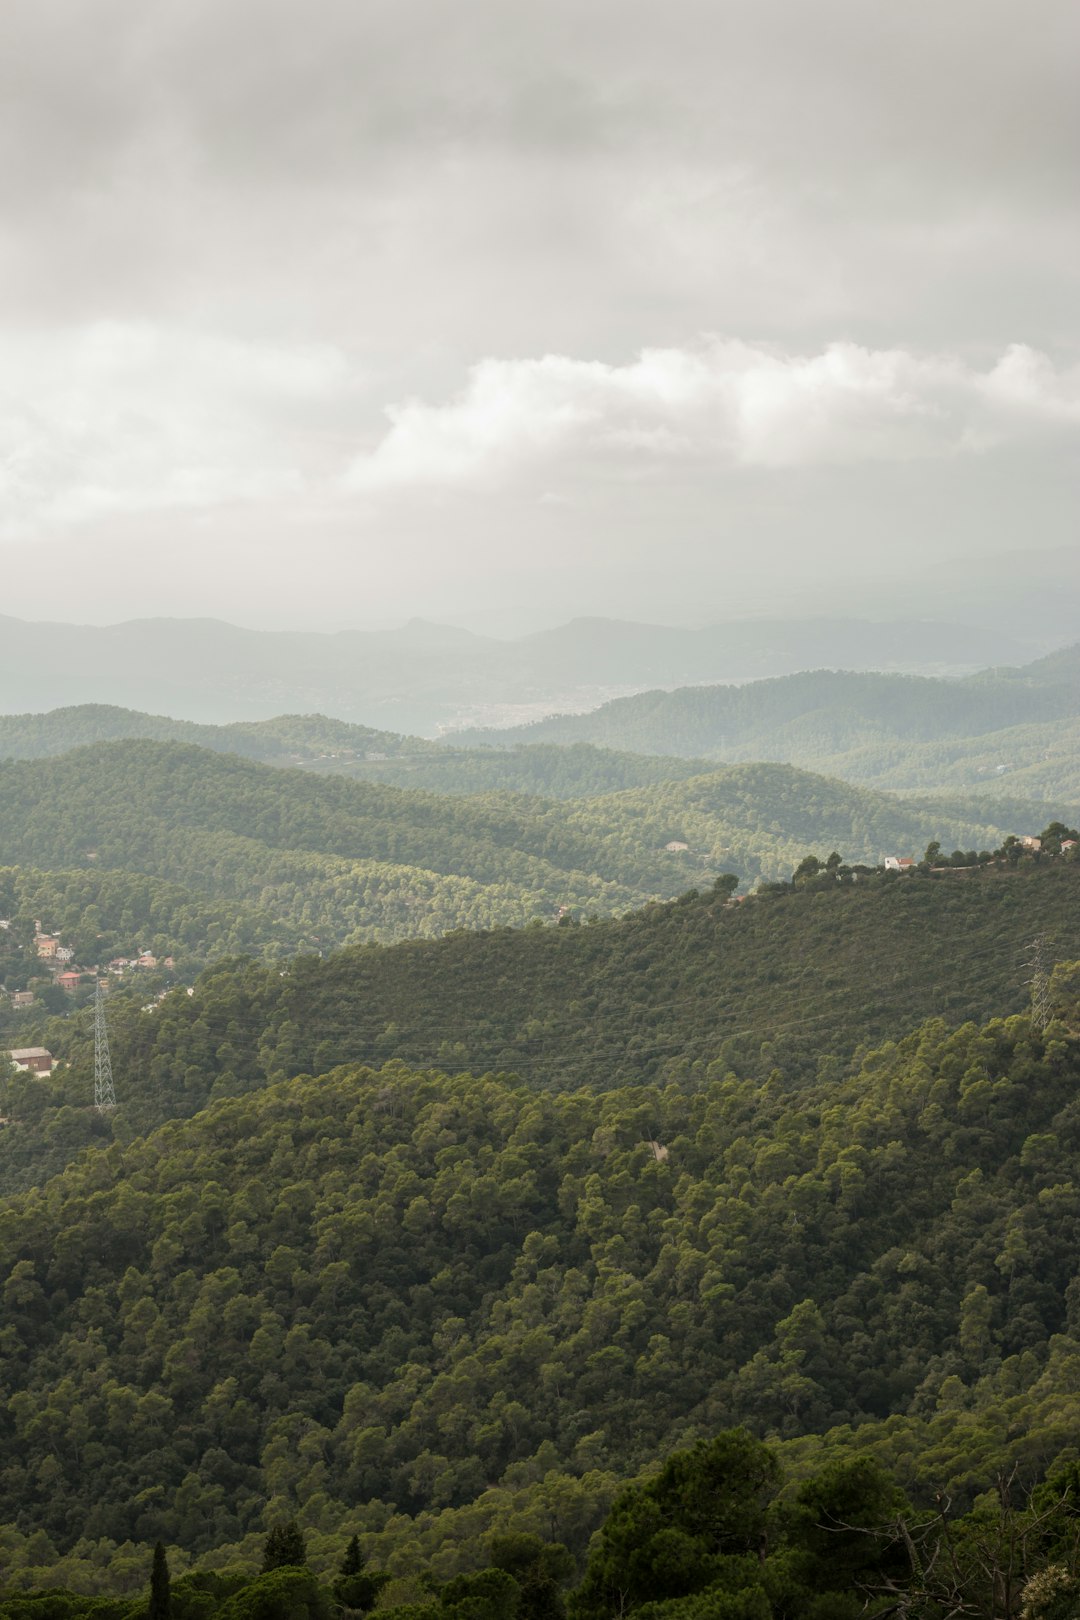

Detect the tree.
xmin=262 ymin=1521 xmax=307 ymax=1573
xmin=571 ymin=1430 xmax=782 ymax=1618
xmin=490 ymin=1532 xmax=573 ymax=1620
xmin=332 ymin=1535 xmax=390 ymax=1613
xmin=149 ymin=1541 xmax=171 ymax=1620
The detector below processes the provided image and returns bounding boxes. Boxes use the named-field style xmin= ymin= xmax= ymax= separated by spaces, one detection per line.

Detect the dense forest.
xmin=461 ymin=650 xmax=1080 ymax=800
xmin=5 ymin=692 xmax=1080 ymax=804
xmin=2 ymin=699 xmax=1078 ymax=1617
xmin=0 ymin=742 xmax=1053 ymax=961
xmin=1 ymin=984 xmax=1080 ymax=1608
xmin=0 ymin=707 xmax=435 ymax=769
xmin=6 ymin=854 xmax=1079 ymax=1194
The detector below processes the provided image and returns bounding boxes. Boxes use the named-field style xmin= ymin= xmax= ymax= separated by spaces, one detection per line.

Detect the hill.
xmin=10 ymin=855 xmax=1076 ymax=1188
xmin=0 ymin=613 xmax=1033 ymax=734
xmin=459 ymin=651 xmax=1080 ymax=799
xmin=0 ymin=704 xmax=435 ymax=766
xmin=0 ymin=990 xmax=1079 ymax=1587
xmin=0 ymin=744 xmax=1056 ymax=978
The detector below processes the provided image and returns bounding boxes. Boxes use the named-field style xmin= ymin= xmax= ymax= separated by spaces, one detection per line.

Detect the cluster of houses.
xmin=1 ymin=920 xmax=176 ymax=1015
xmin=883 ymin=834 xmax=1076 ymax=870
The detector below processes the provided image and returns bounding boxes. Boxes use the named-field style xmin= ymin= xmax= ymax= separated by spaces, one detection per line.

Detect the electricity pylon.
xmin=1026 ymin=935 xmax=1051 ymax=1035
xmin=94 ymin=982 xmax=116 ymax=1112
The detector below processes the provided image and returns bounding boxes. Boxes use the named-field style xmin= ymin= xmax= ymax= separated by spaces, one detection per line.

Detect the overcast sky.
xmin=0 ymin=0 xmax=1076 ymax=631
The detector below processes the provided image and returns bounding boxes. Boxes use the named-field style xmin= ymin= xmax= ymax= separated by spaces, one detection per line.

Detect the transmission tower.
xmin=1026 ymin=935 xmax=1052 ymax=1036
xmin=94 ymin=982 xmax=116 ymax=1112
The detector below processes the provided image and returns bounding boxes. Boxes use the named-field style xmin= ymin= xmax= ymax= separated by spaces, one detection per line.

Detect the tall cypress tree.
xmin=149 ymin=1542 xmax=171 ymax=1620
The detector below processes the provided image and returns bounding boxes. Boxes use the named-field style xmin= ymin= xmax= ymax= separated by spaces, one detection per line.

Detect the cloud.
xmin=0 ymin=322 xmax=357 ymax=535
xmin=343 ymin=340 xmax=1080 ymax=494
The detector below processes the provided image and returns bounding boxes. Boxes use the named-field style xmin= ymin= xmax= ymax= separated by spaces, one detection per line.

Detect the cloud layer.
xmin=0 ymin=322 xmax=356 ymax=535
xmin=0 ymin=1 xmax=1076 ymax=626
xmin=346 ymin=341 xmax=1080 ymax=494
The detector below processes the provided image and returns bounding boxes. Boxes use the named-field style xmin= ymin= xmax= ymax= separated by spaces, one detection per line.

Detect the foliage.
xmin=460 ymin=655 xmax=1080 ymax=801
xmin=260 ymin=1525 xmax=306 ymax=1574
xmin=149 ymin=1545 xmax=170 ymax=1620
xmin=0 ymin=742 xmax=1061 ymax=972
xmin=1 ymin=997 xmax=1080 ymax=1581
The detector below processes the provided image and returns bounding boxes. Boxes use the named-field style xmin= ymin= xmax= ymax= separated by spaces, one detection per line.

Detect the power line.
xmin=94 ymin=983 xmax=117 ymax=1112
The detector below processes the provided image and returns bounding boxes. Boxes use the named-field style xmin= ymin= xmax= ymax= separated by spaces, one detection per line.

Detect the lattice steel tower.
xmin=1027 ymin=935 xmax=1051 ymax=1036
xmin=94 ymin=983 xmax=116 ymax=1112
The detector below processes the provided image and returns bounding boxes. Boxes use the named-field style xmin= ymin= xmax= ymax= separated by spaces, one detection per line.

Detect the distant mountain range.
xmin=0 ymin=612 xmax=1038 ymax=733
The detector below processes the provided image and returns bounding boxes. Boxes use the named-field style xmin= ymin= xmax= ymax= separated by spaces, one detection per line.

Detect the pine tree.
xmin=149 ymin=1542 xmax=171 ymax=1620
xmin=262 ymin=1521 xmax=307 ymax=1573
xmin=332 ymin=1534 xmax=389 ymax=1613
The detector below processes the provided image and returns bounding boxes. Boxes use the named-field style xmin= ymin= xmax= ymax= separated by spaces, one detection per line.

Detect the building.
xmin=57 ymin=971 xmax=83 ymax=994
xmin=55 ymin=946 xmax=74 ymax=963
xmin=10 ymin=991 xmax=34 ymax=1008
xmin=35 ymin=936 xmax=59 ymax=960
xmin=883 ymin=856 xmax=916 ymax=872
xmin=136 ymin=953 xmax=159 ymax=970
xmin=1019 ymin=836 xmax=1042 ymax=851
xmin=664 ymin=840 xmax=690 ymax=853
xmin=7 ymin=1047 xmax=54 ymax=1075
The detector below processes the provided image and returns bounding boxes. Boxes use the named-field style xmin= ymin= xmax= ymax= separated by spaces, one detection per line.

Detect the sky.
xmin=0 ymin=0 xmax=1077 ymax=632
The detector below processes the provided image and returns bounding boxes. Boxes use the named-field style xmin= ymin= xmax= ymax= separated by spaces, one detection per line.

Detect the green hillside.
xmin=0 ymin=865 xmax=301 ymax=996
xmin=0 ymin=745 xmax=1052 ymax=976
xmin=0 ymin=704 xmax=433 ymax=767
xmin=9 ymin=856 xmax=1074 ymax=1184
xmin=6 ymin=694 xmax=1079 ymax=808
xmin=1 ymin=994 xmax=1079 ymax=1591
xmin=460 ymin=652 xmax=1080 ymax=799
xmin=0 ymin=741 xmax=690 ymax=946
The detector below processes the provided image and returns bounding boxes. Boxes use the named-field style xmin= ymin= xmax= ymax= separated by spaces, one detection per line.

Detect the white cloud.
xmin=344 ymin=340 xmax=1080 ymax=494
xmin=0 ymin=321 xmax=357 ymax=536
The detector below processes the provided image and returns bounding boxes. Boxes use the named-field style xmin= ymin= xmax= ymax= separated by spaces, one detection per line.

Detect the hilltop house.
xmin=35 ymin=936 xmax=59 ymax=960
xmin=1019 ymin=835 xmax=1042 ymax=851
xmin=883 ymin=856 xmax=916 ymax=872
xmin=664 ymin=840 xmax=690 ymax=853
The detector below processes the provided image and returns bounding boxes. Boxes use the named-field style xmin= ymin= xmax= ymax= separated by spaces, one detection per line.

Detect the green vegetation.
xmin=0 ymin=743 xmax=1058 ymax=968
xmin=1 ymin=987 xmax=1080 ymax=1604
xmin=7 ymin=1440 xmax=1080 ymax=1620
xmin=7 ymin=690 xmax=1080 ymax=809
xmin=0 ymin=866 xmax=299 ymax=985
xmin=0 ymin=706 xmax=434 ymax=768
xmin=28 ymin=853 xmax=1075 ymax=1120
xmin=462 ymin=649 xmax=1080 ymax=800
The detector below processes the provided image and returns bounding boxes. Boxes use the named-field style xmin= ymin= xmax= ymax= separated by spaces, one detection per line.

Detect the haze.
xmin=0 ymin=0 xmax=1076 ymax=633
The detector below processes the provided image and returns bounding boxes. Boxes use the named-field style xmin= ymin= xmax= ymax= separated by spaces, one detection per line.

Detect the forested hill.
xmin=0 ymin=744 xmax=1045 ymax=956
xmin=0 ymin=704 xmax=434 ymax=765
xmin=457 ymin=650 xmax=1080 ymax=797
xmin=0 ymin=704 xmax=718 ymax=796
xmin=2 ymin=990 xmax=1080 ymax=1589
xmin=19 ymin=860 xmax=1080 ymax=1186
